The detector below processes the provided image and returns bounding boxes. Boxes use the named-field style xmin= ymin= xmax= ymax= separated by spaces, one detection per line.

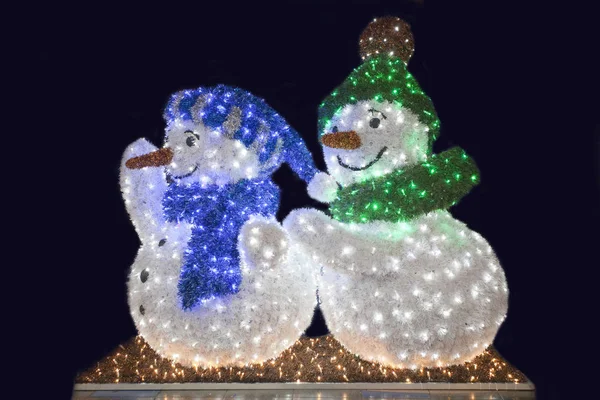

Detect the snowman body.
xmin=285 ymin=208 xmax=508 ymax=368
xmin=299 ymin=91 xmax=509 ymax=367
xmin=120 ymin=86 xmax=318 ymax=367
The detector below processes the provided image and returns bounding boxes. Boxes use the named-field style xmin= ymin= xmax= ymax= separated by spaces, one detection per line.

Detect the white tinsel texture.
xmin=120 ymin=140 xmax=317 ymax=367
xmin=284 ymin=208 xmax=508 ymax=368
xmin=307 ymin=171 xmax=340 ymax=203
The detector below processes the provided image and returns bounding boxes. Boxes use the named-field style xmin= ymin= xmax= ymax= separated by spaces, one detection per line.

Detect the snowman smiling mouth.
xmin=336 ymin=146 xmax=388 ymax=171
xmin=168 ymin=165 xmax=198 ymax=180
xmin=321 ymin=129 xmax=387 ymax=171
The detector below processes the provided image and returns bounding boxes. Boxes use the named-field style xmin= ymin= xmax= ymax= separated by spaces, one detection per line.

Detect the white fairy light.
xmin=119 ymin=87 xmax=319 ymax=368
xmin=288 ymin=170 xmax=508 ymax=368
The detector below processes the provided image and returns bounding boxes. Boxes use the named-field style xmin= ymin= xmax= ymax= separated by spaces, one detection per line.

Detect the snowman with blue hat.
xmin=120 ymin=85 xmax=318 ymax=367
xmin=287 ymin=17 xmax=509 ymax=368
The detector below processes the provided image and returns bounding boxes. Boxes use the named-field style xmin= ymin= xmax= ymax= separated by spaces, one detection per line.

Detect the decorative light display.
xmin=330 ymin=147 xmax=480 ymax=223
xmin=120 ymin=85 xmax=319 ymax=367
xmin=286 ymin=17 xmax=509 ymax=368
xmin=359 ymin=16 xmax=415 ymax=64
xmin=76 ymin=335 xmax=526 ymax=384
xmin=110 ymin=16 xmax=510 ymax=376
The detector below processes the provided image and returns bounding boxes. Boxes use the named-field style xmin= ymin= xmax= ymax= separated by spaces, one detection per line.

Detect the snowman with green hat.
xmin=284 ymin=17 xmax=508 ymax=368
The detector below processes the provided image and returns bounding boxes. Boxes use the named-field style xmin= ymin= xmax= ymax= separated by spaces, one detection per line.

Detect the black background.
xmin=27 ymin=1 xmax=599 ymax=399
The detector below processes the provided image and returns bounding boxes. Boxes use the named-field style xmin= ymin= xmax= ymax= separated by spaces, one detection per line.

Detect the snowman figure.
xmin=120 ymin=85 xmax=318 ymax=367
xmin=284 ymin=17 xmax=509 ymax=368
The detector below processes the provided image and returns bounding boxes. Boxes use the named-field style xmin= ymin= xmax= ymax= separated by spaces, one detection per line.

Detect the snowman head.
xmin=321 ymin=99 xmax=430 ymax=186
xmin=160 ymin=105 xmax=260 ymax=186
xmin=125 ymin=85 xmax=316 ymax=186
xmin=318 ymin=16 xmax=441 ymax=186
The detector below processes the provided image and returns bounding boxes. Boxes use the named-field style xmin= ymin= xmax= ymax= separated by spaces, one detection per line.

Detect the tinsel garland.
xmin=317 ymin=55 xmax=440 ymax=154
xmin=164 ymin=85 xmax=318 ymax=182
xmin=162 ymin=179 xmax=280 ymax=309
xmin=329 ymin=147 xmax=479 ymax=223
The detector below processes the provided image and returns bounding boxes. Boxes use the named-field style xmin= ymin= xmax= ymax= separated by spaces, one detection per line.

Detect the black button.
xmin=139 ymin=305 xmax=145 ymax=315
xmin=369 ymin=118 xmax=380 ymax=128
xmin=332 ymin=125 xmax=338 ymax=133
xmin=158 ymin=238 xmax=167 ymax=247
xmin=140 ymin=269 xmax=149 ymax=283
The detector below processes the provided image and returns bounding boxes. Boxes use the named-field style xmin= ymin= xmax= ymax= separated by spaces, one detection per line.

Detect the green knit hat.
xmin=318 ymin=17 xmax=440 ymax=155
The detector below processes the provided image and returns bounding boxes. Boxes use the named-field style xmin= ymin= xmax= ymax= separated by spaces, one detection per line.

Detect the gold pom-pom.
xmin=359 ymin=16 xmax=415 ymax=64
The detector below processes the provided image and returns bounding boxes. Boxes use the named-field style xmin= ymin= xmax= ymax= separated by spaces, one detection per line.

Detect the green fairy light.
xmin=316 ymin=35 xmax=480 ymax=224
xmin=317 ymin=55 xmax=440 ymax=154
xmin=330 ymin=147 xmax=480 ymax=223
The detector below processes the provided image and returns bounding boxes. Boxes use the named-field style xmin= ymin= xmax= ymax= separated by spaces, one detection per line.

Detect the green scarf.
xmin=329 ymin=147 xmax=480 ymax=224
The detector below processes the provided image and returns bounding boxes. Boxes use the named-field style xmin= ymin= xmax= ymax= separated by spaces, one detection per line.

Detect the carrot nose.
xmin=321 ymin=130 xmax=362 ymax=150
xmin=125 ymin=147 xmax=174 ymax=169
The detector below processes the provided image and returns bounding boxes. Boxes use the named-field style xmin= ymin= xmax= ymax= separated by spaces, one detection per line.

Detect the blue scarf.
xmin=163 ymin=178 xmax=280 ymax=310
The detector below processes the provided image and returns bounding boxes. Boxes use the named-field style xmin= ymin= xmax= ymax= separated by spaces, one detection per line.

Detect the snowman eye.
xmin=185 ymin=130 xmax=200 ymax=147
xmin=368 ymin=108 xmax=387 ymax=129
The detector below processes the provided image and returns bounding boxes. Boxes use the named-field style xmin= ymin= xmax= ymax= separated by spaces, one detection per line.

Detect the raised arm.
xmin=119 ymin=138 xmax=171 ymax=243
xmin=283 ymin=208 xmax=418 ymax=278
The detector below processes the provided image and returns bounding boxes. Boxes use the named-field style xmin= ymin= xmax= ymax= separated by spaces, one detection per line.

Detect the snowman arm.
xmin=284 ymin=208 xmax=399 ymax=277
xmin=282 ymin=136 xmax=319 ymax=183
xmin=120 ymin=138 xmax=174 ymax=241
xmin=307 ymin=171 xmax=339 ymax=203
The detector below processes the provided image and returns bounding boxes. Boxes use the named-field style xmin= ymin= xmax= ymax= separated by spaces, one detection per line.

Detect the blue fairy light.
xmin=159 ymin=85 xmax=318 ymax=310
xmin=163 ymin=179 xmax=279 ymax=310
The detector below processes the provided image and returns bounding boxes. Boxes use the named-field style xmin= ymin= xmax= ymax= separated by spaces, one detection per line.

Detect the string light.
xmin=112 ymin=14 xmax=510 ymax=375
xmin=120 ymin=85 xmax=319 ymax=367
xmin=76 ymin=335 xmax=526 ymax=384
xmin=294 ymin=16 xmax=508 ymax=368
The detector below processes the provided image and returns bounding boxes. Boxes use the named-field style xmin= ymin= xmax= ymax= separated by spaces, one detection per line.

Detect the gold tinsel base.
xmin=76 ymin=335 xmax=526 ymax=384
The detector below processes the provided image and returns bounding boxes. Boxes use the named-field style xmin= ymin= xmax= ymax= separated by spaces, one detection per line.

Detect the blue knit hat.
xmin=163 ymin=85 xmax=317 ymax=183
